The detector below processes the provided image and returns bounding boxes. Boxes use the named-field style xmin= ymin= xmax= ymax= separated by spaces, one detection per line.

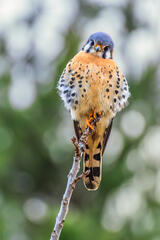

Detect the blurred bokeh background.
xmin=0 ymin=0 xmax=160 ymax=239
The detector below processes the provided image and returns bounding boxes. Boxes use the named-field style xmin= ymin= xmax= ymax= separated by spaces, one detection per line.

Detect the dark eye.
xmin=90 ymin=40 xmax=94 ymax=46
xmin=104 ymin=46 xmax=109 ymax=51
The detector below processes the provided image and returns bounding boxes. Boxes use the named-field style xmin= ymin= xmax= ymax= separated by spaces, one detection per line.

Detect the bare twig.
xmin=50 ymin=114 xmax=102 ymax=240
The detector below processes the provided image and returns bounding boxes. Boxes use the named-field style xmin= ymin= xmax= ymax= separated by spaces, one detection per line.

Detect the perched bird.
xmin=58 ymin=32 xmax=130 ymax=191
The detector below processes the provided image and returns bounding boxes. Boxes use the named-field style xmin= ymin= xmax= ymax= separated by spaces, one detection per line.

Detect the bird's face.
xmin=82 ymin=32 xmax=114 ymax=59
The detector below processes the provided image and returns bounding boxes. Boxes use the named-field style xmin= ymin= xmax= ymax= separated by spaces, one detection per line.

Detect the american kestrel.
xmin=58 ymin=32 xmax=130 ymax=191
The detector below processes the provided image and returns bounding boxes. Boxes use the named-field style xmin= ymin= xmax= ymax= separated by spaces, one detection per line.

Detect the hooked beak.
xmin=95 ymin=44 xmax=103 ymax=52
xmin=95 ymin=45 xmax=100 ymax=52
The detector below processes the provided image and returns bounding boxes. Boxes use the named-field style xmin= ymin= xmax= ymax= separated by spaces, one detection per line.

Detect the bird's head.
xmin=82 ymin=32 xmax=114 ymax=59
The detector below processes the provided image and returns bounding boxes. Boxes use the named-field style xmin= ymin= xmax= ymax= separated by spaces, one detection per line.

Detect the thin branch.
xmin=50 ymin=114 xmax=102 ymax=240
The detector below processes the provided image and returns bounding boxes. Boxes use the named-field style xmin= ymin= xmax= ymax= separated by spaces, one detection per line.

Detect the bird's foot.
xmin=86 ymin=118 xmax=94 ymax=130
xmin=86 ymin=110 xmax=102 ymax=130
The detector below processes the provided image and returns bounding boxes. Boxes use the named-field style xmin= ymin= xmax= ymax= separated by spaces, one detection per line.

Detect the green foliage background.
xmin=0 ymin=1 xmax=160 ymax=240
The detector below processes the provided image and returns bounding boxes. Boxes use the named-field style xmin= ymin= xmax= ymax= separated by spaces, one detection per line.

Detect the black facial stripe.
xmin=110 ymin=49 xmax=113 ymax=59
xmin=102 ymin=51 xmax=106 ymax=59
xmin=102 ymin=47 xmax=110 ymax=59
xmin=86 ymin=44 xmax=92 ymax=53
xmin=104 ymin=46 xmax=109 ymax=51
xmin=90 ymin=40 xmax=94 ymax=46
xmin=86 ymin=48 xmax=91 ymax=53
xmin=83 ymin=40 xmax=94 ymax=53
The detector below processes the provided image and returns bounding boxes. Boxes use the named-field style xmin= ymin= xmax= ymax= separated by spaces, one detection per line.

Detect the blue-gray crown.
xmin=88 ymin=32 xmax=114 ymax=48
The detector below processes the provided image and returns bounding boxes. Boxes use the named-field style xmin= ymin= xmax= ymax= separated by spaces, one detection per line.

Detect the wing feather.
xmin=73 ymin=120 xmax=82 ymax=141
xmin=102 ymin=119 xmax=113 ymax=155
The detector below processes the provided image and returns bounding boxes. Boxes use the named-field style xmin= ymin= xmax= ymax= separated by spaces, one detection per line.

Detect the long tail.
xmin=83 ymin=120 xmax=113 ymax=191
xmin=83 ymin=134 xmax=103 ymax=190
xmin=73 ymin=119 xmax=113 ymax=191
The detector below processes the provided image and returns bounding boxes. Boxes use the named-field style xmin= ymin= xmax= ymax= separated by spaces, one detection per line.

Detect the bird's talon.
xmin=86 ymin=110 xmax=101 ymax=130
xmin=88 ymin=117 xmax=94 ymax=123
xmin=93 ymin=109 xmax=97 ymax=119
xmin=86 ymin=119 xmax=94 ymax=130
